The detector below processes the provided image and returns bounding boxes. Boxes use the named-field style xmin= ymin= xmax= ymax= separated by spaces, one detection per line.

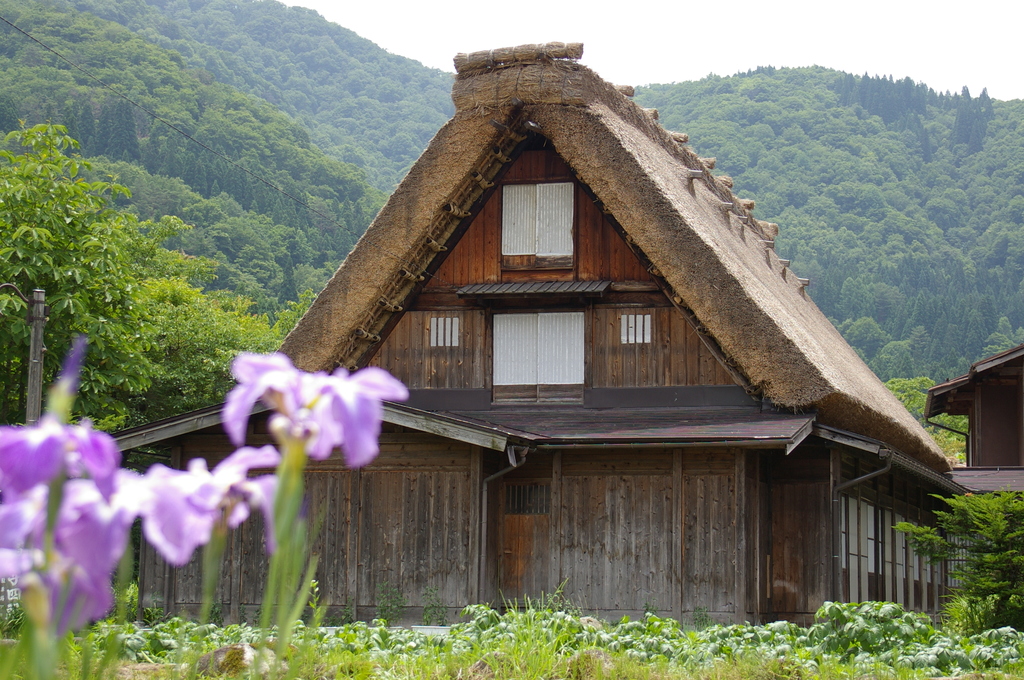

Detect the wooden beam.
xmin=469 ymin=446 xmax=482 ymax=604
xmin=734 ymin=451 xmax=748 ymax=624
xmin=383 ymin=405 xmax=508 ymax=451
xmin=548 ymin=451 xmax=563 ymax=594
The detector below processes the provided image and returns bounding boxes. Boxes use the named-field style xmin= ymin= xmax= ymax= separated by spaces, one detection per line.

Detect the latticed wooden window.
xmin=505 ymin=484 xmax=551 ymax=515
xmin=620 ymin=314 xmax=652 ymax=344
xmin=429 ymin=316 xmax=460 ymax=347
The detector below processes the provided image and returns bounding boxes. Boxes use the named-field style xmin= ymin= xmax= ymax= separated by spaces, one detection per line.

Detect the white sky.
xmin=286 ymin=0 xmax=1023 ymax=101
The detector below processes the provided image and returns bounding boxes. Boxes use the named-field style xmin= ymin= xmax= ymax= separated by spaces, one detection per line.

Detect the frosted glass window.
xmin=502 ymin=182 xmax=574 ymax=256
xmin=493 ymin=314 xmax=537 ymax=385
xmin=429 ymin=317 xmax=460 ymax=347
xmin=493 ymin=312 xmax=584 ymax=385
xmin=620 ymin=314 xmax=652 ymax=344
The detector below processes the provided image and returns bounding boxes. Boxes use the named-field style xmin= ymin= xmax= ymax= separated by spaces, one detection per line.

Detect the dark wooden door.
xmin=500 ymin=482 xmax=551 ymax=602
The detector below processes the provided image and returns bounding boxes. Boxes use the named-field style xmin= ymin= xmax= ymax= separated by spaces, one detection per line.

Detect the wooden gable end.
xmin=421 ymin=149 xmax=652 ymax=286
xmin=368 ymin=145 xmax=740 ymax=398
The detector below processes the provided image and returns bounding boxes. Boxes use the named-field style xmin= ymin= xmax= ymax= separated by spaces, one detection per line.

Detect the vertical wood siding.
xmin=681 ymin=452 xmax=738 ymax=614
xmin=591 ymin=307 xmax=737 ymax=387
xmin=356 ymin=468 xmax=472 ymax=611
xmin=369 ymin=310 xmax=487 ymax=388
xmin=768 ymin=449 xmax=831 ymax=621
xmin=559 ymin=470 xmax=675 ymax=612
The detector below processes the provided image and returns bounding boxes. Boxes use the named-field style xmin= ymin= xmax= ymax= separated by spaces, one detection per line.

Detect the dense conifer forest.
xmin=1 ymin=0 xmax=1022 ymax=427
xmin=638 ymin=69 xmax=1024 ymax=383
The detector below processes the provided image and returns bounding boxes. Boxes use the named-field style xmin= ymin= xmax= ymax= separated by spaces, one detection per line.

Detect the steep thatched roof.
xmin=281 ymin=43 xmax=949 ymax=472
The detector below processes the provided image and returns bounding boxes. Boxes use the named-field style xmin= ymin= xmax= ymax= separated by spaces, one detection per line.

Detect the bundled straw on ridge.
xmin=452 ymin=61 xmax=587 ymax=112
xmin=454 ymin=42 xmax=584 ymax=74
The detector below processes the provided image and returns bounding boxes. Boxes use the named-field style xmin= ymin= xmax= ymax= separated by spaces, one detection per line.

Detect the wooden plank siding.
xmin=425 ymin=150 xmax=652 ymax=289
xmin=369 ymin=311 xmax=488 ymax=389
xmin=591 ymin=308 xmax=736 ymax=387
xmin=769 ymin=449 xmax=832 ymax=623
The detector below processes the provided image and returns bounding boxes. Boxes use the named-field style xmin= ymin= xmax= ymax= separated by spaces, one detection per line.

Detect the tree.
xmin=0 ymin=93 xmax=18 ymax=133
xmin=0 ymin=124 xmax=152 ymax=427
xmin=885 ymin=376 xmax=966 ymax=460
xmin=127 ymin=278 xmax=278 ymax=425
xmin=897 ymin=492 xmax=1024 ymax=632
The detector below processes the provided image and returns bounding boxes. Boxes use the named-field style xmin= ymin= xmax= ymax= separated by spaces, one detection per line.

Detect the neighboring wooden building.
xmin=120 ymin=43 xmax=963 ymax=625
xmin=927 ymin=344 xmax=1024 ymax=490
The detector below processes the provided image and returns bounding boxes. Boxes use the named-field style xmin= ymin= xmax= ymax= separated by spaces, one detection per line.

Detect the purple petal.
xmin=0 ymin=418 xmax=66 ymax=496
xmin=0 ymin=549 xmax=35 ymax=577
xmin=337 ymin=393 xmax=384 ymax=468
xmin=56 ymin=480 xmax=132 ymax=578
xmin=230 ymin=352 xmax=295 ymax=384
xmin=138 ymin=465 xmax=215 ymax=566
xmin=222 ymin=381 xmax=265 ymax=447
xmin=343 ymin=367 xmax=409 ymax=402
xmin=0 ymin=487 xmax=45 ymax=550
xmin=214 ymin=445 xmax=281 ymax=481
xmin=46 ymin=563 xmax=113 ymax=635
xmin=57 ymin=335 xmax=88 ymax=395
xmin=306 ymin=398 xmax=341 ymax=460
xmin=66 ymin=422 xmax=121 ymax=498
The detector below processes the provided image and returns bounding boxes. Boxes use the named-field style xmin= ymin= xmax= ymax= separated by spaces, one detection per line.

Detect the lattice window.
xmin=493 ymin=312 xmax=584 ymax=384
xmin=429 ymin=316 xmax=460 ymax=347
xmin=620 ymin=314 xmax=652 ymax=344
xmin=505 ymin=484 xmax=551 ymax=515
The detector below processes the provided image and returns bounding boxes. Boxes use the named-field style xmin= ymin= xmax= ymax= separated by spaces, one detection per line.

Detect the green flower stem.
xmin=261 ymin=429 xmax=315 ymax=663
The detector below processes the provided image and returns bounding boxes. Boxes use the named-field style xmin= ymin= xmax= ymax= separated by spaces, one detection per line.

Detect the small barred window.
xmin=620 ymin=314 xmax=652 ymax=344
xmin=505 ymin=484 xmax=551 ymax=515
xmin=429 ymin=316 xmax=460 ymax=347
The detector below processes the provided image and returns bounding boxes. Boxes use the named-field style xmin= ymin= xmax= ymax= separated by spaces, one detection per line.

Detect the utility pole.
xmin=25 ymin=289 xmax=46 ymax=425
xmin=0 ymin=284 xmax=47 ymax=424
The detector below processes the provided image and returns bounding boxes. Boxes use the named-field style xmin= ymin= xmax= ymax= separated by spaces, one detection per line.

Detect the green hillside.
xmin=4 ymin=0 xmax=1024 ymax=386
xmin=61 ymin=0 xmax=455 ymax=190
xmin=637 ymin=67 xmax=1024 ymax=382
xmin=0 ymin=0 xmax=385 ymax=313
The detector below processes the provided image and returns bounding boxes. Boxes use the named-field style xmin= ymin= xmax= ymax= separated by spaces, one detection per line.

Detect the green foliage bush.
xmin=897 ymin=491 xmax=1024 ymax=633
xmin=85 ymin=600 xmax=1024 ymax=676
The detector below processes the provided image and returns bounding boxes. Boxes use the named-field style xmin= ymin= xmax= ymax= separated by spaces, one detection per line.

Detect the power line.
xmin=0 ymin=11 xmax=454 ymax=289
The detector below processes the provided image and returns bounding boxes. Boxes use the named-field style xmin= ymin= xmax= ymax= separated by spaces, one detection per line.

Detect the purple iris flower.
xmin=0 ymin=417 xmax=121 ymax=499
xmin=136 ymin=445 xmax=281 ymax=566
xmin=223 ymin=353 xmax=407 ymax=467
xmin=0 ymin=475 xmax=139 ymax=634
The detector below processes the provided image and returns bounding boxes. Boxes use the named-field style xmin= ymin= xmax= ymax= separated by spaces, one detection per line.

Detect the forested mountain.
xmin=3 ymin=0 xmax=1024 ymax=390
xmin=60 ymin=0 xmax=455 ymax=190
xmin=0 ymin=0 xmax=385 ymax=312
xmin=637 ymin=68 xmax=1024 ymax=383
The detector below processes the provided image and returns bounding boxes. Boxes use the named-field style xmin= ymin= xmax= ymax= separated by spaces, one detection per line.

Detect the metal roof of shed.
xmin=439 ymin=406 xmax=815 ymax=451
